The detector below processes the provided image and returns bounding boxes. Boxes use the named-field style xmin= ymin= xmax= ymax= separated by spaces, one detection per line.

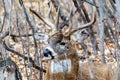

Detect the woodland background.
xmin=0 ymin=0 xmax=120 ymax=80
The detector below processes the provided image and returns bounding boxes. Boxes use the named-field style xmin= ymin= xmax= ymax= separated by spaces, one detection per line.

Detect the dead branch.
xmin=3 ymin=41 xmax=46 ymax=73
xmin=0 ymin=30 xmax=32 ymax=40
xmin=29 ymin=8 xmax=54 ymax=30
xmin=0 ymin=30 xmax=9 ymax=39
xmin=10 ymin=34 xmax=32 ymax=37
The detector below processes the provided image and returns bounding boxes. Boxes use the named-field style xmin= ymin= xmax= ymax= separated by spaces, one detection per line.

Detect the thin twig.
xmin=10 ymin=34 xmax=32 ymax=37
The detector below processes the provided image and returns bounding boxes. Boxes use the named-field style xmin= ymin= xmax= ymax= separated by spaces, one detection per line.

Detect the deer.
xmin=40 ymin=6 xmax=97 ymax=80
xmin=30 ymin=2 xmax=118 ymax=80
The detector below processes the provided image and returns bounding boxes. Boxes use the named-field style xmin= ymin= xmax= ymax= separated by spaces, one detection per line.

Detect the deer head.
xmin=30 ymin=4 xmax=96 ymax=60
xmin=42 ymin=12 xmax=96 ymax=59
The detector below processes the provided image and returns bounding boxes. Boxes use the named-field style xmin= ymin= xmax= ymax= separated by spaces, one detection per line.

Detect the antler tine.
xmin=68 ymin=5 xmax=74 ymax=23
xmin=47 ymin=5 xmax=75 ymax=50
xmin=47 ymin=1 xmax=52 ymax=18
xmin=62 ymin=5 xmax=74 ymax=37
xmin=69 ymin=6 xmax=97 ymax=36
xmin=55 ymin=6 xmax=60 ymax=31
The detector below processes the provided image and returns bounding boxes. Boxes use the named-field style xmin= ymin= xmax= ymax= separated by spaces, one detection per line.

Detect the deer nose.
xmin=43 ymin=49 xmax=54 ymax=59
xmin=43 ymin=49 xmax=50 ymax=57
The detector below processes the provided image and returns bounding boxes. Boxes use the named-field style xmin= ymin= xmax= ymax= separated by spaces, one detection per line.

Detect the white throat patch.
xmin=51 ymin=59 xmax=71 ymax=73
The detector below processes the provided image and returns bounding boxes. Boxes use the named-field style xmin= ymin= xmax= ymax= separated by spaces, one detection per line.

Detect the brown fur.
xmin=44 ymin=56 xmax=119 ymax=80
xmin=79 ymin=62 xmax=111 ymax=80
xmin=44 ymin=44 xmax=79 ymax=80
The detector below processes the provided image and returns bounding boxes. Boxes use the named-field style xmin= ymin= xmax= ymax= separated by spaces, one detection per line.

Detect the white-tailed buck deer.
xmin=41 ymin=7 xmax=97 ymax=80
xmin=30 ymin=4 xmax=117 ymax=80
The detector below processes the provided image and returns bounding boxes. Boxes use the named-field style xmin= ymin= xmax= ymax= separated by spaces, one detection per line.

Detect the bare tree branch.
xmin=18 ymin=0 xmax=39 ymax=66
xmin=10 ymin=34 xmax=32 ymax=37
xmin=30 ymin=8 xmax=54 ymax=30
xmin=3 ymin=41 xmax=46 ymax=73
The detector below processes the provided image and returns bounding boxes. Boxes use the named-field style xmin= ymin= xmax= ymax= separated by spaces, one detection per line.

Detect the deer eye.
xmin=81 ymin=30 xmax=87 ymax=34
xmin=60 ymin=42 xmax=66 ymax=45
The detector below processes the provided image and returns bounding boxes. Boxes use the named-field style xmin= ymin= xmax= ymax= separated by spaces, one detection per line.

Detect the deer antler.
xmin=70 ymin=11 xmax=96 ymax=35
xmin=62 ymin=6 xmax=97 ymax=37
xmin=47 ymin=6 xmax=96 ymax=49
